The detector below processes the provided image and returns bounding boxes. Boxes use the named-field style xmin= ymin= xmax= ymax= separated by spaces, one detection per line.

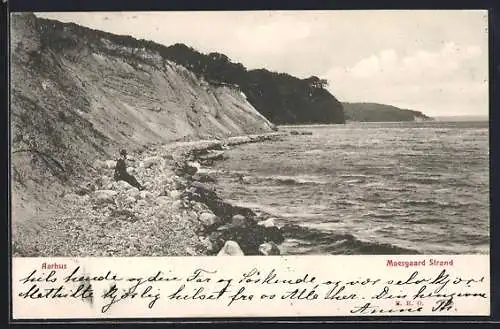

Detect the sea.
xmin=208 ymin=121 xmax=490 ymax=255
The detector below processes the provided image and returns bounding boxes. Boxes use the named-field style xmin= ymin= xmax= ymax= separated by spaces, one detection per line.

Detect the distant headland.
xmin=342 ymin=102 xmax=433 ymax=122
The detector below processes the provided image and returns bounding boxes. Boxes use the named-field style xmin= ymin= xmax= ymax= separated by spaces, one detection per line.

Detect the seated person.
xmin=114 ymin=149 xmax=145 ymax=191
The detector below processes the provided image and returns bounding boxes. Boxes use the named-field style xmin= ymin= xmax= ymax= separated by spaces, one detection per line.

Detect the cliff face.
xmin=10 ymin=13 xmax=275 ymax=206
xmin=342 ymin=102 xmax=432 ymax=122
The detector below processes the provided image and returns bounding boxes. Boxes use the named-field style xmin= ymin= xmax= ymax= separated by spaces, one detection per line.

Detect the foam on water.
xmin=211 ymin=121 xmax=489 ymax=255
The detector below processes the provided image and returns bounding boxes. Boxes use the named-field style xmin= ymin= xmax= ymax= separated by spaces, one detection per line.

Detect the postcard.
xmin=9 ymin=10 xmax=490 ymax=320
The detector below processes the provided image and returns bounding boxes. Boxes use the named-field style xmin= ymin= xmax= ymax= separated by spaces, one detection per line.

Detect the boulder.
xmin=75 ymin=183 xmax=95 ymax=196
xmin=259 ymin=242 xmax=281 ymax=255
xmin=94 ymin=190 xmax=118 ymax=203
xmin=169 ymin=190 xmax=182 ymax=200
xmin=230 ymin=214 xmax=251 ymax=228
xmin=127 ymin=187 xmax=140 ymax=199
xmin=94 ymin=159 xmax=105 ymax=169
xmin=175 ymin=162 xmax=198 ymax=176
xmin=139 ymin=191 xmax=154 ymax=201
xmin=171 ymin=200 xmax=184 ymax=211
xmin=217 ymin=241 xmax=244 ymax=256
xmin=114 ymin=180 xmax=131 ymax=191
xmin=143 ymin=156 xmax=160 ymax=169
xmin=186 ymin=161 xmax=201 ymax=170
xmin=198 ymin=212 xmax=219 ymax=227
xmin=191 ymin=201 xmax=210 ymax=213
xmin=105 ymin=160 xmax=116 ymax=169
xmin=126 ymin=167 xmax=135 ymax=174
xmin=155 ymin=196 xmax=170 ymax=206
xmin=257 ymin=217 xmax=277 ymax=228
xmin=199 ymin=236 xmax=213 ymax=251
xmin=99 ymin=175 xmax=113 ymax=188
xmin=172 ymin=180 xmax=185 ymax=190
xmin=124 ymin=196 xmax=137 ymax=205
xmin=259 ymin=226 xmax=285 ymax=244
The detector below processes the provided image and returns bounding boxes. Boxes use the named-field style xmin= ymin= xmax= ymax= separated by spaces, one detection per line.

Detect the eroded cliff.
xmin=10 ymin=13 xmax=275 ymax=210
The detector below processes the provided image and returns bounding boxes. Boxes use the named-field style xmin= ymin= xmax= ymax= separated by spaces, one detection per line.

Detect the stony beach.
xmin=12 ymin=133 xmax=287 ymax=257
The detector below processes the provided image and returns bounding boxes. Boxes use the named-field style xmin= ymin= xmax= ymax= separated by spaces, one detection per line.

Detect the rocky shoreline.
xmin=172 ymin=133 xmax=287 ymax=256
xmin=12 ymin=133 xmax=287 ymax=257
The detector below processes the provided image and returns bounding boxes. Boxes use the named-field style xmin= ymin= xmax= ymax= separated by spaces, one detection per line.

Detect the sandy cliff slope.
xmin=10 ymin=13 xmax=274 ymax=217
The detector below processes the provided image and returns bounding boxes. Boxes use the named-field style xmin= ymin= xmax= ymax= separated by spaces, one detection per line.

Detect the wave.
xmin=303 ymin=149 xmax=325 ymax=155
xmin=401 ymin=199 xmax=480 ymax=209
xmin=280 ymin=224 xmax=420 ymax=255
xmin=230 ymin=172 xmax=329 ymax=186
xmin=402 ymin=177 xmax=443 ymax=185
xmin=362 ymin=212 xmax=405 ymax=219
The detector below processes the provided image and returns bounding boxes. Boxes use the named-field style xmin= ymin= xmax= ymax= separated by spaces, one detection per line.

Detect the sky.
xmin=34 ymin=10 xmax=489 ymax=117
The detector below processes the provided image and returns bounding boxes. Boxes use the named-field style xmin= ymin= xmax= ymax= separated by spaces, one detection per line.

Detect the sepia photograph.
xmin=10 ymin=10 xmax=489 ymax=258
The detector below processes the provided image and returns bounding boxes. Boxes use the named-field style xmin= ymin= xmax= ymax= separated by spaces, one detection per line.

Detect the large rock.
xmin=139 ymin=191 xmax=154 ymax=201
xmin=185 ymin=247 xmax=198 ymax=256
xmin=199 ymin=236 xmax=213 ymax=252
xmin=258 ymin=226 xmax=285 ymax=244
xmin=191 ymin=201 xmax=210 ymax=213
xmin=94 ymin=159 xmax=106 ymax=169
xmin=175 ymin=161 xmax=198 ymax=176
xmin=118 ymin=196 xmax=137 ymax=208
xmin=210 ymin=218 xmax=285 ymax=256
xmin=105 ymin=160 xmax=116 ymax=169
xmin=171 ymin=200 xmax=184 ymax=211
xmin=186 ymin=161 xmax=201 ymax=170
xmin=127 ymin=187 xmax=140 ymax=199
xmin=259 ymin=242 xmax=281 ymax=255
xmin=113 ymin=180 xmax=132 ymax=191
xmin=219 ymin=214 xmax=253 ymax=229
xmin=155 ymin=196 xmax=170 ymax=206
xmin=198 ymin=212 xmax=219 ymax=227
xmin=257 ymin=217 xmax=277 ymax=228
xmin=143 ymin=156 xmax=160 ymax=169
xmin=99 ymin=175 xmax=113 ymax=188
xmin=169 ymin=190 xmax=182 ymax=200
xmin=217 ymin=241 xmax=244 ymax=256
xmin=172 ymin=180 xmax=185 ymax=190
xmin=94 ymin=190 xmax=118 ymax=203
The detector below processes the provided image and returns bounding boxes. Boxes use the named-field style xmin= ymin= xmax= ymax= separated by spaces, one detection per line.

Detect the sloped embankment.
xmin=12 ymin=134 xmax=286 ymax=257
xmin=10 ymin=13 xmax=275 ymax=223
